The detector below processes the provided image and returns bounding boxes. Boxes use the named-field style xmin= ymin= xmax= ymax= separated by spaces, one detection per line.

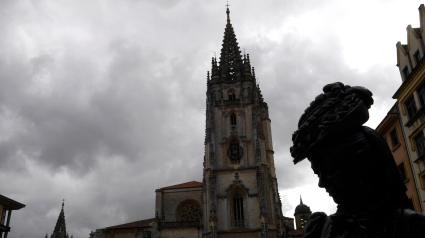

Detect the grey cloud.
xmin=0 ymin=0 xmax=410 ymax=237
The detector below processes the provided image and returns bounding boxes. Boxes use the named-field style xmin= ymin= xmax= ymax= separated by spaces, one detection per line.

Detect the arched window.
xmin=232 ymin=192 xmax=245 ymax=227
xmin=176 ymin=200 xmax=201 ymax=221
xmin=230 ymin=114 xmax=236 ymax=126
xmin=227 ymin=139 xmax=243 ymax=164
xmin=229 ymin=91 xmax=236 ymax=100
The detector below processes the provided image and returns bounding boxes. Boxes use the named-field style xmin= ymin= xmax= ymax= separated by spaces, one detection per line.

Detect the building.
xmin=201 ymin=5 xmax=285 ymax=238
xmin=0 ymin=194 xmax=25 ymax=238
xmin=376 ymin=104 xmax=422 ymax=212
xmin=95 ymin=6 xmax=289 ymax=238
xmin=393 ymin=4 xmax=425 ymax=212
xmin=47 ymin=201 xmax=73 ymax=238
xmin=286 ymin=196 xmax=311 ymax=238
xmin=101 ymin=218 xmax=157 ymax=238
xmin=89 ymin=229 xmax=104 ymax=238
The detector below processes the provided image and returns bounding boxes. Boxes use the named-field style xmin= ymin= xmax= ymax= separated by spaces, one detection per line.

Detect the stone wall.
xmin=162 ymin=188 xmax=202 ymax=222
xmin=160 ymin=227 xmax=200 ymax=238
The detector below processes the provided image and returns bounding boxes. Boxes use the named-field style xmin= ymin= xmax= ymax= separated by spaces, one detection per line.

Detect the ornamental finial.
xmin=226 ymin=1 xmax=230 ymax=22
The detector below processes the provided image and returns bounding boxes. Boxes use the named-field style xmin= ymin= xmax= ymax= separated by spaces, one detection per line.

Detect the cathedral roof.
xmin=160 ymin=181 xmax=202 ymax=190
xmin=105 ymin=218 xmax=157 ymax=230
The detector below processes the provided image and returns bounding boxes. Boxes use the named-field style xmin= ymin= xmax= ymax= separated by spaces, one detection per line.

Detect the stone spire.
xmin=50 ymin=200 xmax=69 ymax=238
xmin=219 ymin=4 xmax=243 ymax=81
xmin=300 ymin=195 xmax=303 ymax=205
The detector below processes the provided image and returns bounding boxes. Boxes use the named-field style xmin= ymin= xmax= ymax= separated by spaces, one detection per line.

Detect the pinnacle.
xmin=218 ymin=7 xmax=243 ymax=81
xmin=51 ymin=201 xmax=68 ymax=238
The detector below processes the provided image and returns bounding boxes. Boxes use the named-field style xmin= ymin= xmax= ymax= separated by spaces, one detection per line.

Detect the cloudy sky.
xmin=1 ymin=0 xmax=423 ymax=237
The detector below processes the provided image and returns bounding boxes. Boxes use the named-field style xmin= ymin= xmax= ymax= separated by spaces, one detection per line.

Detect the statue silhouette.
xmin=290 ymin=82 xmax=425 ymax=238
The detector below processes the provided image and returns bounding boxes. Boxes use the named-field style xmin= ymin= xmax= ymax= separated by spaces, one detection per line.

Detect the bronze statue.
xmin=290 ymin=82 xmax=425 ymax=238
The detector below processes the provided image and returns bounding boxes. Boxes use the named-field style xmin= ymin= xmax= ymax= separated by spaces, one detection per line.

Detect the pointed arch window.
xmin=228 ymin=139 xmax=243 ymax=164
xmin=230 ymin=114 xmax=237 ymax=126
xmin=229 ymin=91 xmax=236 ymax=100
xmin=231 ymin=192 xmax=245 ymax=227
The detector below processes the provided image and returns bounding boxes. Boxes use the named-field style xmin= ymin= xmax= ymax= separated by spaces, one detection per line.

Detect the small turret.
xmin=294 ymin=196 xmax=312 ymax=230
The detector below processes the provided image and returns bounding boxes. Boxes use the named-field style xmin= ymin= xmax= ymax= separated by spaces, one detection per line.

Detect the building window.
xmin=229 ymin=91 xmax=236 ymax=100
xmin=230 ymin=114 xmax=236 ymax=126
xmin=420 ymin=171 xmax=425 ymax=190
xmin=232 ymin=192 xmax=245 ymax=227
xmin=403 ymin=66 xmax=410 ymax=79
xmin=300 ymin=216 xmax=308 ymax=229
xmin=228 ymin=139 xmax=243 ymax=164
xmin=142 ymin=230 xmax=151 ymax=238
xmin=414 ymin=50 xmax=421 ymax=65
xmin=177 ymin=201 xmax=201 ymax=221
xmin=418 ymin=83 xmax=425 ymax=107
xmin=415 ymin=133 xmax=425 ymax=157
xmin=390 ymin=129 xmax=400 ymax=148
xmin=398 ymin=163 xmax=407 ymax=182
xmin=405 ymin=96 xmax=417 ymax=119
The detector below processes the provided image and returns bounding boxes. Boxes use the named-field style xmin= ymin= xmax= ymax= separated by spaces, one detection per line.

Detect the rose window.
xmin=178 ymin=203 xmax=201 ymax=221
xmin=227 ymin=139 xmax=243 ymax=164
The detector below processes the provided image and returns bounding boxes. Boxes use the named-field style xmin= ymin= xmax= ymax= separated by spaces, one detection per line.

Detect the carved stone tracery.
xmin=178 ymin=202 xmax=201 ymax=221
xmin=226 ymin=172 xmax=249 ymax=194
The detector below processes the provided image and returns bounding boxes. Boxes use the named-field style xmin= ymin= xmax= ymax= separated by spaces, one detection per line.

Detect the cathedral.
xmin=90 ymin=6 xmax=311 ymax=238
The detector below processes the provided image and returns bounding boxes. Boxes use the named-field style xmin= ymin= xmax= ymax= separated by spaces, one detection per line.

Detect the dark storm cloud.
xmin=0 ymin=0 xmax=417 ymax=237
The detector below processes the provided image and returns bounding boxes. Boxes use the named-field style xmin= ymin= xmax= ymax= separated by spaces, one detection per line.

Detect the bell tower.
xmin=202 ymin=6 xmax=285 ymax=238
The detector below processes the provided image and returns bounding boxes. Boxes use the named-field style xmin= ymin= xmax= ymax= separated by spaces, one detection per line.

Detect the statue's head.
xmin=290 ymin=82 xmax=409 ymax=210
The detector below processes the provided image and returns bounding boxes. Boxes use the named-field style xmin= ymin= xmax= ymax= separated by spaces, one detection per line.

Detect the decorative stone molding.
xmin=256 ymin=166 xmax=267 ymax=217
xmin=210 ymin=225 xmax=217 ymax=238
xmin=230 ymin=125 xmax=237 ymax=135
xmin=261 ymin=222 xmax=269 ymax=238
xmin=159 ymin=221 xmax=201 ymax=229
xmin=209 ymin=171 xmax=217 ymax=222
xmin=256 ymin=139 xmax=262 ymax=164
xmin=267 ymin=166 xmax=279 ymax=220
xmin=225 ymin=172 xmax=249 ymax=194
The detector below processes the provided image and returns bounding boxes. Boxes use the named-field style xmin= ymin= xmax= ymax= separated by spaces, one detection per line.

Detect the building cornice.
xmin=393 ymin=55 xmax=425 ymax=101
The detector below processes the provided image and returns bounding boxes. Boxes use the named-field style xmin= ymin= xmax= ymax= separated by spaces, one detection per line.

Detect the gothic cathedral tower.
xmin=202 ymin=6 xmax=285 ymax=238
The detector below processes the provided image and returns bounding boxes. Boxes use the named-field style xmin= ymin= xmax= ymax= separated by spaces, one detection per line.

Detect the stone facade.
xmin=202 ymin=6 xmax=285 ymax=238
xmin=393 ymin=4 xmax=425 ymax=212
xmin=376 ymin=104 xmax=422 ymax=212
xmin=101 ymin=218 xmax=158 ymax=238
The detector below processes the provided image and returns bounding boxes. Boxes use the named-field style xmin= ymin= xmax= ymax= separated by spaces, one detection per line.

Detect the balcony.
xmin=231 ymin=220 xmax=247 ymax=228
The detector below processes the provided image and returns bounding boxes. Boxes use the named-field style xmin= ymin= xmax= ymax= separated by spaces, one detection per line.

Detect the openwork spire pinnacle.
xmin=209 ymin=5 xmax=254 ymax=82
xmin=50 ymin=200 xmax=69 ymax=238
xmin=219 ymin=4 xmax=243 ymax=81
xmin=226 ymin=2 xmax=230 ymax=23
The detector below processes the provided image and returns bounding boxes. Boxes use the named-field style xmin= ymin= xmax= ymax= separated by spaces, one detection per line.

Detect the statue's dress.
xmin=303 ymin=208 xmax=425 ymax=238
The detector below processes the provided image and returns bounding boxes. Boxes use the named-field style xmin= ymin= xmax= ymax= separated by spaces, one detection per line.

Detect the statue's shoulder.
xmin=405 ymin=209 xmax=425 ymax=238
xmin=303 ymin=212 xmax=329 ymax=238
